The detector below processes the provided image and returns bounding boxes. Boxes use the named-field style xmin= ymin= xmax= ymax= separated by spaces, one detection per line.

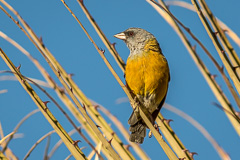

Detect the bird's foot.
xmin=148 ymin=124 xmax=161 ymax=138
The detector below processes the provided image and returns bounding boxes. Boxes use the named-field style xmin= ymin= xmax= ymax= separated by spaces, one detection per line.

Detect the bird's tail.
xmin=128 ymin=111 xmax=146 ymax=144
xmin=127 ymin=95 xmax=166 ymax=143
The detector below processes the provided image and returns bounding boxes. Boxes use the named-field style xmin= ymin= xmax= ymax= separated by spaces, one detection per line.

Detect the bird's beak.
xmin=114 ymin=32 xmax=126 ymax=40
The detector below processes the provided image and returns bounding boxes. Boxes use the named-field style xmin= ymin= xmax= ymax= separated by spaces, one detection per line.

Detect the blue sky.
xmin=1 ymin=0 xmax=240 ymax=159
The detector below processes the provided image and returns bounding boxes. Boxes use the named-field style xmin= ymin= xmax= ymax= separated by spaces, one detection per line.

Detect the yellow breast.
xmin=125 ymin=38 xmax=169 ymax=109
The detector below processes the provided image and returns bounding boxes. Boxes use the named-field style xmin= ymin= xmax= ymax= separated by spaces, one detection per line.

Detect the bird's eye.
xmin=128 ymin=31 xmax=134 ymax=36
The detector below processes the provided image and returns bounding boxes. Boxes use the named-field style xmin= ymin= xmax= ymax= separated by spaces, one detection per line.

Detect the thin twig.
xmin=76 ymin=0 xmax=126 ymax=72
xmin=44 ymin=136 xmax=51 ymax=160
xmin=2 ymin=109 xmax=40 ymax=153
xmin=24 ymin=130 xmax=55 ymax=160
xmin=48 ymin=128 xmax=78 ymax=158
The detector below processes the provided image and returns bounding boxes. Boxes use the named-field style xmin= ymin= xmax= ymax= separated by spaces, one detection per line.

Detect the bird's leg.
xmin=148 ymin=124 xmax=161 ymax=138
xmin=154 ymin=124 xmax=159 ymax=132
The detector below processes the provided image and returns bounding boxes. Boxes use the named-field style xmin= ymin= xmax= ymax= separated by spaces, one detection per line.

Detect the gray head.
xmin=114 ymin=28 xmax=156 ymax=54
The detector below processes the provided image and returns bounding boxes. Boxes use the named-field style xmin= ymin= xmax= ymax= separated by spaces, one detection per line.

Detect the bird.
xmin=114 ymin=28 xmax=170 ymax=144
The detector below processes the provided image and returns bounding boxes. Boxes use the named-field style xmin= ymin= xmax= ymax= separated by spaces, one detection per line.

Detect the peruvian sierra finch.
xmin=114 ymin=28 xmax=170 ymax=143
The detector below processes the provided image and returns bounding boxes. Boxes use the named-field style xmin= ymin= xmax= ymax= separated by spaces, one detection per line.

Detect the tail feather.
xmin=129 ymin=121 xmax=146 ymax=144
xmin=128 ymin=110 xmax=139 ymax=126
xmin=128 ymin=111 xmax=146 ymax=144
